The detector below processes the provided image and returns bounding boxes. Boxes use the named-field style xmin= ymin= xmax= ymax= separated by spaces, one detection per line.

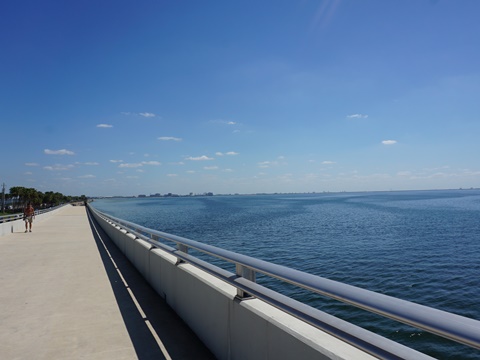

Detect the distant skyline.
xmin=2 ymin=1 xmax=479 ymax=196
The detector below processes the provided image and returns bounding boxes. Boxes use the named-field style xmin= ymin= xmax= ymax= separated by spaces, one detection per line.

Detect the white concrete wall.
xmin=90 ymin=209 xmax=376 ymax=360
xmin=0 ymin=205 xmax=68 ymax=236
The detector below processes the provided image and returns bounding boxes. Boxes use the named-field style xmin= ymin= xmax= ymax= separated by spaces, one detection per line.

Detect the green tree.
xmin=9 ymin=186 xmax=26 ymax=210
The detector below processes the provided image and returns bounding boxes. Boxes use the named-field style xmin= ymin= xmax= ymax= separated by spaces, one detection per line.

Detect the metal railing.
xmin=0 ymin=204 xmax=65 ymax=223
xmin=90 ymin=206 xmax=480 ymax=359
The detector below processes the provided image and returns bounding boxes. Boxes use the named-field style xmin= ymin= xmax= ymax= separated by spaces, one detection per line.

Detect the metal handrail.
xmin=0 ymin=204 xmax=65 ymax=223
xmin=90 ymin=206 xmax=480 ymax=359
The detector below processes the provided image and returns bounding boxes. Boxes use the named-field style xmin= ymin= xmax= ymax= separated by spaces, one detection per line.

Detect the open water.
xmin=91 ymin=189 xmax=480 ymax=359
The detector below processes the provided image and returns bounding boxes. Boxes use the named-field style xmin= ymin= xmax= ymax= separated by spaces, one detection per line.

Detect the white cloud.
xmin=139 ymin=112 xmax=156 ymax=118
xmin=76 ymin=162 xmax=99 ymax=166
xmin=382 ymin=140 xmax=397 ymax=145
xmin=44 ymin=164 xmax=74 ymax=171
xmin=25 ymin=162 xmax=39 ymax=166
xmin=258 ymin=158 xmax=285 ymax=168
xmin=258 ymin=161 xmax=275 ymax=168
xmin=44 ymin=149 xmax=75 ymax=155
xmin=97 ymin=124 xmax=113 ymax=128
xmin=216 ymin=151 xmax=239 ymax=156
xmin=322 ymin=161 xmax=336 ymax=164
xmin=210 ymin=119 xmax=237 ymax=125
xmin=347 ymin=114 xmax=368 ymax=119
xmin=158 ymin=136 xmax=182 ymax=141
xmin=186 ymin=155 xmax=214 ymax=161
xmin=110 ymin=159 xmax=124 ymax=163
xmin=78 ymin=174 xmax=96 ymax=178
xmin=119 ymin=163 xmax=143 ymax=168
xmin=122 ymin=112 xmax=158 ymax=118
xmin=24 ymin=171 xmax=33 ymax=175
xmin=117 ymin=161 xmax=160 ymax=168
xmin=204 ymin=166 xmax=219 ymax=170
xmin=167 ymin=174 xmax=178 ymax=177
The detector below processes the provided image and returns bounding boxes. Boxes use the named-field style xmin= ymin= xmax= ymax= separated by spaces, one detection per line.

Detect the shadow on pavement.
xmin=86 ymin=207 xmax=216 ymax=360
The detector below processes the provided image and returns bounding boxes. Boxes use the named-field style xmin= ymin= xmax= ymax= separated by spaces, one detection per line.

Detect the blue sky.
xmin=1 ymin=0 xmax=479 ymax=196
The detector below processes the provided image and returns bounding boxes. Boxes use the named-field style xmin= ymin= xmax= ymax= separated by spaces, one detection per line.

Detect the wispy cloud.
xmin=321 ymin=161 xmax=336 ymax=164
xmin=78 ymin=174 xmax=96 ymax=178
xmin=110 ymin=160 xmax=124 ymax=163
xmin=204 ymin=166 xmax=219 ymax=170
xmin=96 ymin=124 xmax=113 ymax=128
xmin=210 ymin=119 xmax=237 ymax=125
xmin=258 ymin=161 xmax=276 ymax=168
xmin=119 ymin=163 xmax=143 ymax=168
xmin=158 ymin=136 xmax=182 ymax=141
xmin=25 ymin=162 xmax=39 ymax=166
xmin=118 ymin=161 xmax=160 ymax=168
xmin=122 ymin=112 xmax=157 ymax=118
xmin=186 ymin=155 xmax=214 ymax=161
xmin=76 ymin=162 xmax=99 ymax=166
xmin=258 ymin=156 xmax=286 ymax=168
xmin=382 ymin=140 xmax=397 ymax=145
xmin=44 ymin=149 xmax=75 ymax=155
xmin=139 ymin=112 xmax=156 ymax=118
xmin=167 ymin=174 xmax=178 ymax=177
xmin=216 ymin=151 xmax=239 ymax=156
xmin=347 ymin=114 xmax=368 ymax=119
xmin=44 ymin=164 xmax=75 ymax=171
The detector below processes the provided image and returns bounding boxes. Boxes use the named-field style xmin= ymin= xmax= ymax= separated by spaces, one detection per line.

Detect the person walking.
xmin=24 ymin=203 xmax=35 ymax=232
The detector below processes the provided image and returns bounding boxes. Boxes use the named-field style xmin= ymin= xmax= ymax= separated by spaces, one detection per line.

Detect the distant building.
xmin=138 ymin=194 xmax=146 ymax=198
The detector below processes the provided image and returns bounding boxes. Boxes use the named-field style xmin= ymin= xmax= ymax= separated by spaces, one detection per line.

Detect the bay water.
xmin=91 ymin=189 xmax=480 ymax=359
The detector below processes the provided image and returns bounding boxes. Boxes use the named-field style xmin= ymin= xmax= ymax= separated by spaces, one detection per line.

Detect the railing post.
xmin=176 ymin=243 xmax=188 ymax=265
xmin=236 ymin=264 xmax=256 ymax=298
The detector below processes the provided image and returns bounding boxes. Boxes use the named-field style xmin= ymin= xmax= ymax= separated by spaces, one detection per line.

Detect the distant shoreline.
xmin=89 ymin=187 xmax=480 ymax=200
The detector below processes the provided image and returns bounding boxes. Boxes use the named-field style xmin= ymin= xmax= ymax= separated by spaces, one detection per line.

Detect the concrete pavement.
xmin=0 ymin=205 xmax=214 ymax=360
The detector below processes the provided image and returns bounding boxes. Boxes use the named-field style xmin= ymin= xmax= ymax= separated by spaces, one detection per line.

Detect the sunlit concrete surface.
xmin=0 ymin=205 xmax=214 ymax=360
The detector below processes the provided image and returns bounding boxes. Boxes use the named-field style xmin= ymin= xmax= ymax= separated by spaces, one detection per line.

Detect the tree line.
xmin=3 ymin=186 xmax=87 ymax=211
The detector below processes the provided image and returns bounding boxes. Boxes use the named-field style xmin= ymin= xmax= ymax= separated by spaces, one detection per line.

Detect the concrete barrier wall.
xmin=90 ymin=210 xmax=374 ymax=360
xmin=0 ymin=205 xmax=68 ymax=236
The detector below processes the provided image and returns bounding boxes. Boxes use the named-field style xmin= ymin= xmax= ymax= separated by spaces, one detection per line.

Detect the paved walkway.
xmin=0 ymin=205 xmax=215 ymax=360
